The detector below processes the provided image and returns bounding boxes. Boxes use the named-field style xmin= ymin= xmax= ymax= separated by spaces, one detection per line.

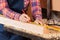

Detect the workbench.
xmin=0 ymin=14 xmax=60 ymax=40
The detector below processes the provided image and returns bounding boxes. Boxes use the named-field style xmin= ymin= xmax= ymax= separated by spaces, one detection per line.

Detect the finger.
xmin=23 ymin=14 xmax=30 ymax=20
xmin=21 ymin=17 xmax=30 ymax=23
xmin=38 ymin=21 xmax=43 ymax=25
xmin=19 ymin=16 xmax=26 ymax=22
xmin=23 ymin=17 xmax=31 ymax=23
xmin=20 ymin=18 xmax=27 ymax=22
xmin=20 ymin=14 xmax=31 ymax=22
xmin=34 ymin=20 xmax=39 ymax=24
xmin=34 ymin=20 xmax=43 ymax=25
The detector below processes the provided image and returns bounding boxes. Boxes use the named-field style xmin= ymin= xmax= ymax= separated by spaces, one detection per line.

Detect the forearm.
xmin=0 ymin=0 xmax=21 ymax=21
xmin=2 ymin=8 xmax=21 ymax=21
xmin=30 ymin=0 xmax=42 ymax=20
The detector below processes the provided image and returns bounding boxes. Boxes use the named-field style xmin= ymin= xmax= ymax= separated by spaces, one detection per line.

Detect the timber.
xmin=0 ymin=15 xmax=60 ymax=40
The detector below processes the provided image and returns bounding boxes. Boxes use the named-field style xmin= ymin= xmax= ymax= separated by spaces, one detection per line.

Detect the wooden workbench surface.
xmin=0 ymin=14 xmax=60 ymax=40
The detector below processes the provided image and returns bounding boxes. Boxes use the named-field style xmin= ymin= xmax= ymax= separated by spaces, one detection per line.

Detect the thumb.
xmin=23 ymin=14 xmax=30 ymax=20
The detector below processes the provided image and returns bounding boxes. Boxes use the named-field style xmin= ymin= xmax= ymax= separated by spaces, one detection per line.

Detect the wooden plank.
xmin=0 ymin=16 xmax=44 ymax=34
xmin=0 ymin=15 xmax=46 ymax=39
xmin=1 ymin=15 xmax=60 ymax=40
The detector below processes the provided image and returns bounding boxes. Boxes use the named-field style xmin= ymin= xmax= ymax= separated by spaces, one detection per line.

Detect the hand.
xmin=34 ymin=19 xmax=44 ymax=25
xmin=19 ymin=13 xmax=31 ymax=23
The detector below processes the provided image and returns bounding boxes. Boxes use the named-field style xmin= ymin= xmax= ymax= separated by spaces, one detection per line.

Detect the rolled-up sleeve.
xmin=30 ymin=0 xmax=42 ymax=20
xmin=0 ymin=0 xmax=21 ymax=21
xmin=24 ymin=0 xmax=29 ymax=9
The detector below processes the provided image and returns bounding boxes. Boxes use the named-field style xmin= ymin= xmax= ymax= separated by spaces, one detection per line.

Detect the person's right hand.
xmin=19 ymin=13 xmax=31 ymax=23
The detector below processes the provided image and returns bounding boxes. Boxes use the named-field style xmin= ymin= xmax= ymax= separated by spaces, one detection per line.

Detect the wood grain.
xmin=0 ymin=15 xmax=60 ymax=40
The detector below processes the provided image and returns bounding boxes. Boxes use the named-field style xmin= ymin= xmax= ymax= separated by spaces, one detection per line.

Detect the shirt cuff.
xmin=35 ymin=14 xmax=42 ymax=20
xmin=14 ymin=13 xmax=21 ymax=21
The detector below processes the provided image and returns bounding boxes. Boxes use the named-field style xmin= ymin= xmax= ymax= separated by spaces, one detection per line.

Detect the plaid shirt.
xmin=0 ymin=0 xmax=42 ymax=21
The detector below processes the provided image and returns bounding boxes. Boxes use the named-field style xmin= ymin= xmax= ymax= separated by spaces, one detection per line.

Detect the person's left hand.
xmin=34 ymin=19 xmax=44 ymax=25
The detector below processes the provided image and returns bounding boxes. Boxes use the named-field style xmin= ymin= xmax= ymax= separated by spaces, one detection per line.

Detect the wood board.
xmin=1 ymin=15 xmax=60 ymax=40
xmin=0 ymin=16 xmax=45 ymax=37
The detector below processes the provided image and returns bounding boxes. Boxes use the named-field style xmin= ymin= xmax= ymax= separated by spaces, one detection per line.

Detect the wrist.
xmin=14 ymin=13 xmax=21 ymax=21
xmin=35 ymin=14 xmax=42 ymax=20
